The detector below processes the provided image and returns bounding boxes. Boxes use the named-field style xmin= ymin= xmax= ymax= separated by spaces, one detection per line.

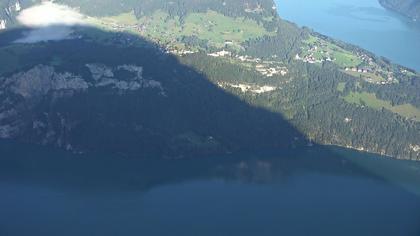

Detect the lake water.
xmin=1 ymin=141 xmax=420 ymax=236
xmin=275 ymin=0 xmax=420 ymax=71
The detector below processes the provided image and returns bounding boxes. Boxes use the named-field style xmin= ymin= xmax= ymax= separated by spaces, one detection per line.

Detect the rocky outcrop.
xmin=1 ymin=64 xmax=165 ymax=98
xmin=9 ymin=65 xmax=88 ymax=98
xmin=0 ymin=63 xmax=166 ymax=143
xmin=0 ymin=65 xmax=87 ymax=140
xmin=86 ymin=63 xmax=165 ymax=94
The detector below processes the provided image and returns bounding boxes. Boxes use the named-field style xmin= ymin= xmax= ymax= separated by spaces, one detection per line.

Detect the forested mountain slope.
xmin=0 ymin=0 xmax=419 ymax=160
xmin=379 ymin=0 xmax=420 ymax=20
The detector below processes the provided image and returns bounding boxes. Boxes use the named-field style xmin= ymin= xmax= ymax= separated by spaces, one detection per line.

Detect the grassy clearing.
xmin=337 ymin=82 xmax=346 ymax=92
xmin=94 ymin=10 xmax=273 ymax=49
xmin=333 ymin=50 xmax=361 ymax=68
xmin=303 ymin=35 xmax=318 ymax=44
xmin=302 ymin=36 xmax=362 ymax=68
xmin=100 ymin=11 xmax=138 ymax=25
xmin=345 ymin=70 xmax=385 ymax=83
xmin=344 ymin=92 xmax=420 ymax=121
xmin=137 ymin=10 xmax=183 ymax=41
xmin=390 ymin=104 xmax=420 ymax=121
xmin=326 ymin=42 xmax=361 ymax=68
xmin=184 ymin=11 xmax=273 ymax=47
xmin=344 ymin=92 xmax=389 ymax=109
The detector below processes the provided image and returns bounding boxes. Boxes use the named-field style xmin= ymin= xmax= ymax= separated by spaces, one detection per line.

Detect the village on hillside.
xmin=295 ymin=36 xmax=402 ymax=85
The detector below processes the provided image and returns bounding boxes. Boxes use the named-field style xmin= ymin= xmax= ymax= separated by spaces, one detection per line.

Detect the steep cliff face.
xmin=379 ymin=0 xmax=420 ymax=20
xmin=0 ymin=63 xmax=169 ymax=155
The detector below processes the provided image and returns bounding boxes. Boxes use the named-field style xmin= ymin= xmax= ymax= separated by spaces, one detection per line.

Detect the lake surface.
xmin=275 ymin=0 xmax=420 ymax=71
xmin=1 ymin=141 xmax=420 ymax=236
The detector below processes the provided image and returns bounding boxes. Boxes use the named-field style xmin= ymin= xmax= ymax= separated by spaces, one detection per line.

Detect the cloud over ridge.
xmin=15 ymin=1 xmax=86 ymax=43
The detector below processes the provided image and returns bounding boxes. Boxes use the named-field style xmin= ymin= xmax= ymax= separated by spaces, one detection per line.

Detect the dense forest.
xmin=180 ymin=52 xmax=419 ymax=160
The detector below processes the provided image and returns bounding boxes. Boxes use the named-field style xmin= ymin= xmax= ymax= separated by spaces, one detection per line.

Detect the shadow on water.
xmin=0 ymin=25 xmax=420 ymax=236
xmin=1 ymin=139 xmax=420 ymax=236
xmin=0 ymin=138 xmax=419 ymax=192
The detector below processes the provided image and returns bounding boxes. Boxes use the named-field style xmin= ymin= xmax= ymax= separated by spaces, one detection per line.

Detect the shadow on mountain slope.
xmin=0 ymin=25 xmax=309 ymax=158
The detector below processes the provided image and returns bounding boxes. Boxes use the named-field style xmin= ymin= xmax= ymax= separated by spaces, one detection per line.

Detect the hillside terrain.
xmin=379 ymin=0 xmax=420 ymax=20
xmin=0 ymin=0 xmax=419 ymax=160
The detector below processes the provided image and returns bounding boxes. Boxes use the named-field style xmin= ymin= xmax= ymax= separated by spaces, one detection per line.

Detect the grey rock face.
xmin=9 ymin=65 xmax=88 ymax=99
xmin=0 ymin=63 xmax=167 ymax=150
xmin=86 ymin=64 xmax=114 ymax=81
xmin=0 ymin=65 xmax=87 ymax=140
xmin=86 ymin=63 xmax=165 ymax=94
xmin=3 ymin=64 xmax=165 ymax=100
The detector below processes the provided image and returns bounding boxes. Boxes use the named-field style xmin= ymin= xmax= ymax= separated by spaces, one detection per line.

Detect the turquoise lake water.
xmin=0 ymin=141 xmax=419 ymax=236
xmin=275 ymin=0 xmax=420 ymax=71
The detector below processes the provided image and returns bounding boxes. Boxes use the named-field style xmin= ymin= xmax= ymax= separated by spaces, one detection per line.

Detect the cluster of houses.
xmin=295 ymin=47 xmax=334 ymax=64
xmin=345 ymin=67 xmax=370 ymax=73
xmin=217 ymin=82 xmax=277 ymax=94
xmin=344 ymin=52 xmax=380 ymax=75
xmin=244 ymin=3 xmax=263 ymax=13
xmin=295 ymin=39 xmax=401 ymax=86
xmin=207 ymin=51 xmax=288 ymax=77
xmin=357 ymin=53 xmax=374 ymax=66
xmin=236 ymin=54 xmax=261 ymax=63
xmin=208 ymin=50 xmax=231 ymax=57
xmin=166 ymin=47 xmax=195 ymax=56
xmin=255 ymin=64 xmax=288 ymax=77
xmin=344 ymin=67 xmax=397 ymax=85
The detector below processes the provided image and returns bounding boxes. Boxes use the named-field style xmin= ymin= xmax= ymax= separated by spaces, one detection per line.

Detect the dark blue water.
xmin=0 ymin=141 xmax=420 ymax=236
xmin=275 ymin=0 xmax=420 ymax=71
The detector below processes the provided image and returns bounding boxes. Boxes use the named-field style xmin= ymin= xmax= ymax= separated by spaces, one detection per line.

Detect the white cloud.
xmin=15 ymin=2 xmax=86 ymax=43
